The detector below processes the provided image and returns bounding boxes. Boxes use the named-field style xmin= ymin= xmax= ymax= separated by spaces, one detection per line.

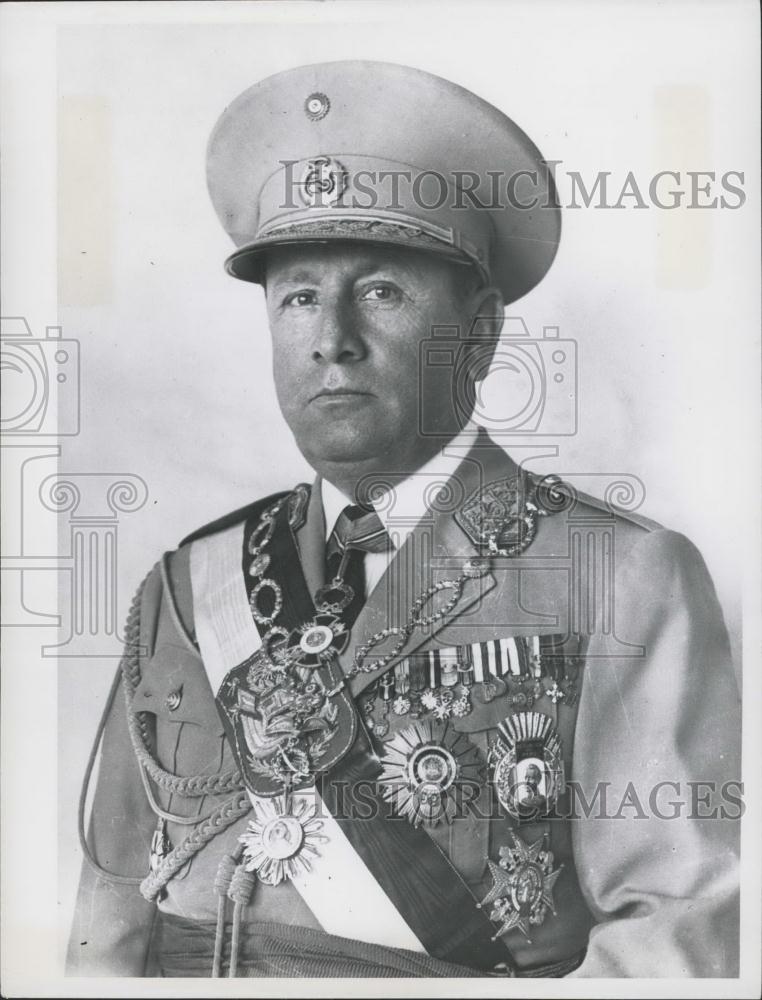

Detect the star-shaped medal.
xmin=477 ymin=832 xmax=563 ymax=943
xmin=479 ymin=859 xmax=515 ymax=907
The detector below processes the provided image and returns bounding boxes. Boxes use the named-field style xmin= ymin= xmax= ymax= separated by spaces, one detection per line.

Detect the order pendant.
xmin=287 ymin=612 xmax=348 ymax=667
xmin=376 ymin=720 xmax=483 ymax=827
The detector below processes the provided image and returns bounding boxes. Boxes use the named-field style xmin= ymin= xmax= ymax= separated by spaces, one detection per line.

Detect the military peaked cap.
xmin=207 ymin=60 xmax=560 ymax=304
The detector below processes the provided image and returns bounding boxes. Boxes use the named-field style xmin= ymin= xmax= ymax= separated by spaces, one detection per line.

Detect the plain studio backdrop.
xmin=13 ymin=0 xmax=755 ymax=972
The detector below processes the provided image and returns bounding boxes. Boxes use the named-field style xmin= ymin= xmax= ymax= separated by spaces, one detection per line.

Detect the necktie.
xmin=325 ymin=504 xmax=392 ymax=627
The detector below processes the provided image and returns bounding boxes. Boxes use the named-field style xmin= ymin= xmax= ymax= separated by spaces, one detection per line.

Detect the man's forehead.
xmin=264 ymin=243 xmax=454 ymax=283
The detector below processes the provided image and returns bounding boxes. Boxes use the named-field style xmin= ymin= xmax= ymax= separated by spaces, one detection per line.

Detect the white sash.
xmin=189 ymin=522 xmax=263 ymax=694
xmin=188 ymin=524 xmax=426 ymax=953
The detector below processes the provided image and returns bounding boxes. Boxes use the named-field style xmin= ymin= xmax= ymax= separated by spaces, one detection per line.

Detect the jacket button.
xmin=165 ymin=687 xmax=183 ymax=711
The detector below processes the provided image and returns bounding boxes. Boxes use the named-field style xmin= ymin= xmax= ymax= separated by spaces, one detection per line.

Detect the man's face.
xmin=264 ymin=243 xmax=495 ymax=481
xmin=525 ymin=764 xmax=542 ymax=787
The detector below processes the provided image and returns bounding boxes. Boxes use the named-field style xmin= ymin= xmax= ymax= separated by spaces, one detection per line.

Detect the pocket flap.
xmin=132 ymin=641 xmax=224 ymax=735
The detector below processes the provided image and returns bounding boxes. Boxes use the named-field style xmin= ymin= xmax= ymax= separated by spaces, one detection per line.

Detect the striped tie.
xmin=325 ymin=505 xmax=392 ymax=626
xmin=327 ymin=504 xmax=393 ymax=560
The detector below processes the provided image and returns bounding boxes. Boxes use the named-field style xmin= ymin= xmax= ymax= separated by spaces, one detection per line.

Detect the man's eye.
xmin=361 ymin=284 xmax=398 ymax=302
xmin=284 ymin=291 xmax=316 ymax=307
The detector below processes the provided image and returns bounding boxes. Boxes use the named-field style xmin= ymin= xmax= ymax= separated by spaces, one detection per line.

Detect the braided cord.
xmin=140 ymin=792 xmax=252 ymax=902
xmin=121 ymin=562 xmax=244 ymax=798
xmin=77 ymin=664 xmax=144 ymax=885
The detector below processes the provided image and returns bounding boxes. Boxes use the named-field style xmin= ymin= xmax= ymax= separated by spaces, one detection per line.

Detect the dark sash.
xmin=214 ymin=492 xmax=515 ymax=972
xmin=319 ymin=728 xmax=511 ymax=970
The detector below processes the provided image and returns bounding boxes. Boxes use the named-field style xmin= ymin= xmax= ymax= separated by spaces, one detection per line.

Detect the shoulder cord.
xmin=139 ymin=791 xmax=252 ymax=902
xmin=122 ymin=562 xmax=254 ymax=896
xmin=78 ymin=564 xmax=250 ymax=886
xmin=121 ymin=562 xmax=244 ymax=798
xmin=77 ymin=659 xmax=144 ymax=886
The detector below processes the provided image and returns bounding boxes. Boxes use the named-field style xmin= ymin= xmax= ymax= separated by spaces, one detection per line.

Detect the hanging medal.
xmin=286 ymin=613 xmax=349 ymax=668
xmin=377 ymin=720 xmax=483 ymax=827
xmin=488 ymin=711 xmax=564 ymax=820
xmin=239 ymin=786 xmax=328 ymax=886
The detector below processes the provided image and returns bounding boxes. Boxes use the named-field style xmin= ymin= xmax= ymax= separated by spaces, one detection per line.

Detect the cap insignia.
xmin=300 ymin=156 xmax=347 ymax=208
xmin=304 ymin=92 xmax=330 ymax=121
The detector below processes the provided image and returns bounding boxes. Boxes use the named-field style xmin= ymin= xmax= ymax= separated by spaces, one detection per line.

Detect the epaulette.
xmin=178 ymin=490 xmax=290 ymax=548
xmin=551 ymin=481 xmax=664 ymax=534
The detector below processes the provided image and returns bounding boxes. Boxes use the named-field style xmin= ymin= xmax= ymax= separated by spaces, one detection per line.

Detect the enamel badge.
xmin=377 ymin=720 xmax=484 ymax=827
xmin=488 ymin=712 xmax=563 ymax=820
xmin=455 ymin=474 xmax=565 ymax=557
xmin=455 ymin=476 xmax=539 ymax=556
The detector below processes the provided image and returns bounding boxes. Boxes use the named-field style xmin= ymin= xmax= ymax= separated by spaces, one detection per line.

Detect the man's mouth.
xmin=310 ymin=388 xmax=374 ymax=402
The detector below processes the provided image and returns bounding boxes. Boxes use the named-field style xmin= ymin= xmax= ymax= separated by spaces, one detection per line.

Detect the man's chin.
xmin=296 ymin=426 xmax=392 ymax=470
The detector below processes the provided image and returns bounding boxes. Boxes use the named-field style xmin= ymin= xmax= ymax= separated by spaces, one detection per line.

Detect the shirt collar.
xmin=320 ymin=420 xmax=479 ymax=549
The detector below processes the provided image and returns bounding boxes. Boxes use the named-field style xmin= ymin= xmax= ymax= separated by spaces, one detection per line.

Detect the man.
xmin=516 ymin=763 xmax=546 ymax=813
xmin=68 ymin=60 xmax=740 ymax=979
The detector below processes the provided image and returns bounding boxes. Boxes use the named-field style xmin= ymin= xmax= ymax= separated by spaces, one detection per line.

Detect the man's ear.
xmin=460 ymin=285 xmax=505 ymax=371
xmin=470 ymin=285 xmax=505 ymax=339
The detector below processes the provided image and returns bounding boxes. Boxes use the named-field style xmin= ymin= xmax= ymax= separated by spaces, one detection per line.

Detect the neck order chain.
xmin=246 ymin=493 xmax=491 ymax=686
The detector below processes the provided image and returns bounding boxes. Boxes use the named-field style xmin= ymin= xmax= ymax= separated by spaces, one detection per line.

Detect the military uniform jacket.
xmin=68 ymin=436 xmax=740 ymax=977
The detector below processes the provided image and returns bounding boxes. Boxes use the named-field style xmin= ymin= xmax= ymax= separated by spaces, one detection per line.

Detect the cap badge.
xmin=304 ymin=92 xmax=330 ymax=121
xmin=300 ymin=156 xmax=347 ymax=208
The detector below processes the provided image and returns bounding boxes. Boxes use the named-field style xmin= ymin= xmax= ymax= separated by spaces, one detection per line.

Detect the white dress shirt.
xmin=320 ymin=421 xmax=480 ymax=597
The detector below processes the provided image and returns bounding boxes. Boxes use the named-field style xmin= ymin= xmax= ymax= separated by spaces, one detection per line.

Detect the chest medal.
xmin=239 ymin=793 xmax=328 ymax=886
xmin=488 ymin=711 xmax=564 ymax=820
xmin=376 ymin=720 xmax=484 ymax=827
xmin=478 ymin=831 xmax=563 ymax=943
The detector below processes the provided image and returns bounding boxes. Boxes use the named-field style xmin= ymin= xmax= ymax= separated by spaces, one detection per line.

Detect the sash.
xmin=189 ymin=520 xmax=262 ymax=694
xmin=189 ymin=498 xmax=515 ymax=972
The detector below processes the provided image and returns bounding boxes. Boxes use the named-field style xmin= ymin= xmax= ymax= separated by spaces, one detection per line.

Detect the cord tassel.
xmin=227 ymin=864 xmax=257 ymax=977
xmin=211 ymin=853 xmax=238 ymax=977
xmin=212 ymin=894 xmax=226 ymax=979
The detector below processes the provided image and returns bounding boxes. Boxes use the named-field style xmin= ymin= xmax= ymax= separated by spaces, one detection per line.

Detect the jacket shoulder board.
xmin=561 ymin=483 xmax=664 ymax=534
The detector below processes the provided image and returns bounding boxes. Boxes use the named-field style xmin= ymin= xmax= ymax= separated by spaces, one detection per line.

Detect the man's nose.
xmin=312 ymin=300 xmax=365 ymax=363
